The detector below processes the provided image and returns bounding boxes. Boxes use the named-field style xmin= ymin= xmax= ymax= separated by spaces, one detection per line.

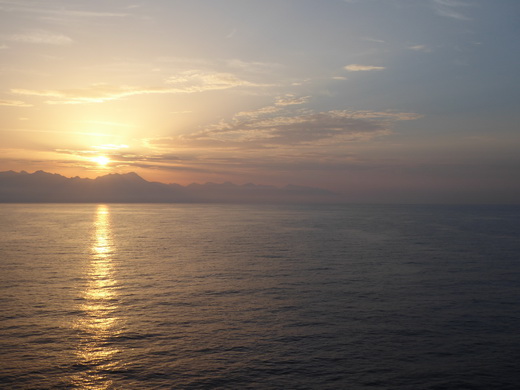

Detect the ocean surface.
xmin=1 ymin=204 xmax=519 ymax=389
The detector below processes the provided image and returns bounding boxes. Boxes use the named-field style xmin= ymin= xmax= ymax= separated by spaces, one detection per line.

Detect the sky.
xmin=1 ymin=0 xmax=519 ymax=203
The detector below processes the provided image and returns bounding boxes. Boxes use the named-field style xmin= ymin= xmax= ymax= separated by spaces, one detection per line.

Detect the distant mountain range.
xmin=0 ymin=170 xmax=340 ymax=203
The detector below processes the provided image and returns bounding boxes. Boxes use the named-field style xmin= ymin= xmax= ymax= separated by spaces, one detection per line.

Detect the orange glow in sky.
xmin=1 ymin=1 xmax=520 ymax=202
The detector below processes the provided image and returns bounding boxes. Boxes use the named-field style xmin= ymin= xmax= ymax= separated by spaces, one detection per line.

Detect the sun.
xmin=91 ymin=156 xmax=111 ymax=166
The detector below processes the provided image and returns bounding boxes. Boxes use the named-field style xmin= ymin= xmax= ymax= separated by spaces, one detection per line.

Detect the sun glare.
xmin=91 ymin=156 xmax=111 ymax=166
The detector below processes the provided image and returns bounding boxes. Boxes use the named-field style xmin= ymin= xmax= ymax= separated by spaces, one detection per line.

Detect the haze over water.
xmin=1 ymin=204 xmax=520 ymax=389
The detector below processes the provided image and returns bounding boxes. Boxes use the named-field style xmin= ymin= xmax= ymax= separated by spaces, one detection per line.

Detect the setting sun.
xmin=91 ymin=156 xmax=111 ymax=167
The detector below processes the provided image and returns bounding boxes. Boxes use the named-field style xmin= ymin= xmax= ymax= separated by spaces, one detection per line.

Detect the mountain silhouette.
xmin=0 ymin=170 xmax=340 ymax=203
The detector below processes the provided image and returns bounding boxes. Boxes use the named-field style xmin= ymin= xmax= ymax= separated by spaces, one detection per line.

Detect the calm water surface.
xmin=1 ymin=204 xmax=519 ymax=389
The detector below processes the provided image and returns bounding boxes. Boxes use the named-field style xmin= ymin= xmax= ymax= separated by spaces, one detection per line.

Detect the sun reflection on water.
xmin=72 ymin=205 xmax=122 ymax=389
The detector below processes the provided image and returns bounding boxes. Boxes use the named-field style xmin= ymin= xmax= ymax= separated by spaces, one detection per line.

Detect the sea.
xmin=1 ymin=203 xmax=519 ymax=389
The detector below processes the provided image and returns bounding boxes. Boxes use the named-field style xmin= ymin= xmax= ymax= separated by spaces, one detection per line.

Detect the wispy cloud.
xmin=275 ymin=94 xmax=310 ymax=106
xmin=233 ymin=106 xmax=282 ymax=121
xmin=363 ymin=37 xmax=385 ymax=44
xmin=0 ymin=1 xmax=129 ymax=19
xmin=0 ymin=99 xmax=32 ymax=107
xmin=12 ymin=84 xmax=151 ymax=104
xmin=155 ymin=57 xmax=282 ymax=75
xmin=140 ymin=104 xmax=420 ymax=176
xmin=11 ymin=71 xmax=268 ymax=104
xmin=2 ymin=128 xmax=111 ymax=137
xmin=225 ymin=58 xmax=283 ymax=73
xmin=344 ymin=64 xmax=386 ymax=72
xmin=432 ymin=0 xmax=472 ymax=20
xmin=150 ymin=102 xmax=421 ymax=151
xmin=2 ymin=30 xmax=73 ymax=45
xmin=165 ymin=70 xmax=269 ymax=92
xmin=408 ymin=44 xmax=431 ymax=52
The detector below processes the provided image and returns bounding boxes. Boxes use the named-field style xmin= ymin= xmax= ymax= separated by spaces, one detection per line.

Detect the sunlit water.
xmin=1 ymin=204 xmax=519 ymax=389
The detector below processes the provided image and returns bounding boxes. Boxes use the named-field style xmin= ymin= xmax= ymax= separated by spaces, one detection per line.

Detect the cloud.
xmin=165 ymin=70 xmax=269 ymax=92
xmin=0 ymin=1 xmax=129 ymax=19
xmin=150 ymin=105 xmax=421 ymax=150
xmin=0 ymin=99 xmax=32 ymax=107
xmin=432 ymin=0 xmax=472 ymax=20
xmin=408 ymin=45 xmax=431 ymax=52
xmin=363 ymin=37 xmax=385 ymax=44
xmin=43 ymin=94 xmax=420 ymax=179
xmin=2 ymin=128 xmax=112 ymax=137
xmin=12 ymin=84 xmax=148 ymax=104
xmin=275 ymin=94 xmax=310 ymax=106
xmin=154 ymin=57 xmax=282 ymax=76
xmin=2 ymin=30 xmax=73 ymax=45
xmin=11 ymin=71 xmax=267 ymax=104
xmin=344 ymin=64 xmax=386 ymax=72
xmin=225 ymin=59 xmax=282 ymax=73
xmin=233 ymin=106 xmax=282 ymax=121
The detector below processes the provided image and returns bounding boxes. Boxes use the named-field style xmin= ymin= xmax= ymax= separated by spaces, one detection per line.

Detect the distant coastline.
xmin=0 ymin=170 xmax=340 ymax=204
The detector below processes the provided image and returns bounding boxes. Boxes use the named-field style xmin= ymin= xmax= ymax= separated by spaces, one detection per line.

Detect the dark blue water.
xmin=1 ymin=204 xmax=519 ymax=389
